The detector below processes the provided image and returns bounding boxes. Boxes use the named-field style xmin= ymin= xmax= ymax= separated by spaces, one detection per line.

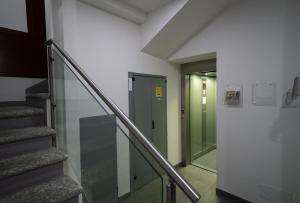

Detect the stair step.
xmin=0 ymin=106 xmax=46 ymax=130
xmin=0 ymin=106 xmax=44 ymax=120
xmin=26 ymin=93 xmax=48 ymax=109
xmin=26 ymin=93 xmax=50 ymax=99
xmin=0 ymin=127 xmax=55 ymax=145
xmin=0 ymin=127 xmax=55 ymax=159
xmin=0 ymin=148 xmax=66 ymax=180
xmin=0 ymin=175 xmax=82 ymax=203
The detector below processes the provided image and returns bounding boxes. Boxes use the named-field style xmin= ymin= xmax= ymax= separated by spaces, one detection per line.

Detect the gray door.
xmin=130 ymin=74 xmax=167 ymax=190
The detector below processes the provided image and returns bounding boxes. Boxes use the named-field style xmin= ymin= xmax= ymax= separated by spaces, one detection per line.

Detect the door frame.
xmin=128 ymin=72 xmax=168 ymax=191
xmin=181 ymin=59 xmax=217 ymax=166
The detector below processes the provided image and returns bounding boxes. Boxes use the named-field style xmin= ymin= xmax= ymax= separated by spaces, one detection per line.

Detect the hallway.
xmin=193 ymin=149 xmax=217 ymax=171
xmin=177 ymin=166 xmax=234 ymax=203
xmin=121 ymin=165 xmax=237 ymax=203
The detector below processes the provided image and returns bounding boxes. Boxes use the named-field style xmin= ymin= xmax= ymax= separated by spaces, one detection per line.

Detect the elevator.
xmin=190 ymin=73 xmax=216 ymax=171
xmin=181 ymin=59 xmax=217 ymax=172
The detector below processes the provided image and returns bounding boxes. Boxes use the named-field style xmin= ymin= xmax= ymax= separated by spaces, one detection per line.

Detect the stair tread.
xmin=0 ymin=106 xmax=44 ymax=119
xmin=0 ymin=148 xmax=67 ymax=179
xmin=26 ymin=93 xmax=49 ymax=99
xmin=0 ymin=126 xmax=55 ymax=144
xmin=0 ymin=175 xmax=82 ymax=203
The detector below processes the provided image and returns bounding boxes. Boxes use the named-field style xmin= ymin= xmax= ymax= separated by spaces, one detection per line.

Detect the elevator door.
xmin=190 ymin=74 xmax=217 ymax=171
xmin=130 ymin=74 xmax=167 ymax=190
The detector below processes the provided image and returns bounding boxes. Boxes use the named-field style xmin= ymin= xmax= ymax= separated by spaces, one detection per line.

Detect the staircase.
xmin=0 ymin=87 xmax=82 ymax=203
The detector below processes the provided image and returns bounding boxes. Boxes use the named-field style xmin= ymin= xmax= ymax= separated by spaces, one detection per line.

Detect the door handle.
xmin=152 ymin=120 xmax=155 ymax=129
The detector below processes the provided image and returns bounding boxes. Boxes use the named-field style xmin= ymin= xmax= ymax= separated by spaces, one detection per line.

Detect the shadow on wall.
xmin=270 ymin=1 xmax=300 ymax=202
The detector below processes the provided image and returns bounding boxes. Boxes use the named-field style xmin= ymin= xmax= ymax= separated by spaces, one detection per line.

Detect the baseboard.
xmin=174 ymin=162 xmax=184 ymax=169
xmin=216 ymin=188 xmax=252 ymax=203
xmin=118 ymin=192 xmax=131 ymax=201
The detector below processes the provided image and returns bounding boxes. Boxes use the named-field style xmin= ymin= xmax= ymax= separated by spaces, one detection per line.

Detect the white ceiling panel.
xmin=79 ymin=0 xmax=147 ymax=24
xmin=142 ymin=0 xmax=240 ymax=59
xmin=120 ymin=0 xmax=174 ymax=13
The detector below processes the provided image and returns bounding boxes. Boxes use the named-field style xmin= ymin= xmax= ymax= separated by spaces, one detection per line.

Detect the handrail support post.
xmin=46 ymin=44 xmax=56 ymax=146
xmin=167 ymin=180 xmax=176 ymax=203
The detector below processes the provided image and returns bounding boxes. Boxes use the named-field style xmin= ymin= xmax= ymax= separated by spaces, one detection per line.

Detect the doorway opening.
xmin=181 ymin=58 xmax=217 ymax=173
xmin=190 ymin=72 xmax=216 ymax=172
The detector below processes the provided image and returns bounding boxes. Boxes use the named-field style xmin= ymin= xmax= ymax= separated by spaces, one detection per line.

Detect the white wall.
xmin=141 ymin=0 xmax=188 ymax=48
xmin=0 ymin=77 xmax=43 ymax=102
xmin=45 ymin=0 xmax=64 ymax=43
xmin=0 ymin=0 xmax=28 ymax=32
xmin=52 ymin=0 xmax=181 ymax=197
xmin=170 ymin=0 xmax=300 ymax=202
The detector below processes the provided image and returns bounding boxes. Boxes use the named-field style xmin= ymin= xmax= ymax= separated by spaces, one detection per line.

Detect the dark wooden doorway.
xmin=0 ymin=0 xmax=47 ymax=78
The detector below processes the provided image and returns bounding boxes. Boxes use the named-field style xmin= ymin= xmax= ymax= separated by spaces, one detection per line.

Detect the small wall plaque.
xmin=224 ymin=84 xmax=243 ymax=107
xmin=252 ymin=83 xmax=276 ymax=106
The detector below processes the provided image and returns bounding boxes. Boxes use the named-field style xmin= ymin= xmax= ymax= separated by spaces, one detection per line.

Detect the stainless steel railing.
xmin=45 ymin=39 xmax=200 ymax=203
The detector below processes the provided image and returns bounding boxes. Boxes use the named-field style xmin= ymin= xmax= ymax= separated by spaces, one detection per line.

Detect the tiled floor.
xmin=176 ymin=165 xmax=236 ymax=203
xmin=121 ymin=165 xmax=237 ymax=203
xmin=193 ymin=149 xmax=217 ymax=171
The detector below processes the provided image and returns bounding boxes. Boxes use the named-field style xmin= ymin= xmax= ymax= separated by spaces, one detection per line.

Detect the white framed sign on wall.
xmin=252 ymin=83 xmax=276 ymax=106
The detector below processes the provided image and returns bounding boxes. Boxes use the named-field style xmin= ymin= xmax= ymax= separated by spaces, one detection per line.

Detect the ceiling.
xmin=142 ymin=0 xmax=240 ymax=59
xmin=119 ymin=0 xmax=174 ymax=13
xmin=80 ymin=0 xmax=174 ymax=24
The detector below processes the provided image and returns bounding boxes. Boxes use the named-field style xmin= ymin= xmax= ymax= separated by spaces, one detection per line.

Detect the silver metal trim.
xmin=292 ymin=77 xmax=299 ymax=99
xmin=167 ymin=181 xmax=177 ymax=203
xmin=45 ymin=39 xmax=200 ymax=202
xmin=46 ymin=45 xmax=56 ymax=147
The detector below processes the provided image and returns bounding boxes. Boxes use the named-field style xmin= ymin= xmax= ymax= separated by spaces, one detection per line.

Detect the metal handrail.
xmin=45 ymin=39 xmax=200 ymax=202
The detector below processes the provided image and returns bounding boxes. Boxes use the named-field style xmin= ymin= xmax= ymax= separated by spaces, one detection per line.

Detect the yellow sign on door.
xmin=155 ymin=86 xmax=162 ymax=97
